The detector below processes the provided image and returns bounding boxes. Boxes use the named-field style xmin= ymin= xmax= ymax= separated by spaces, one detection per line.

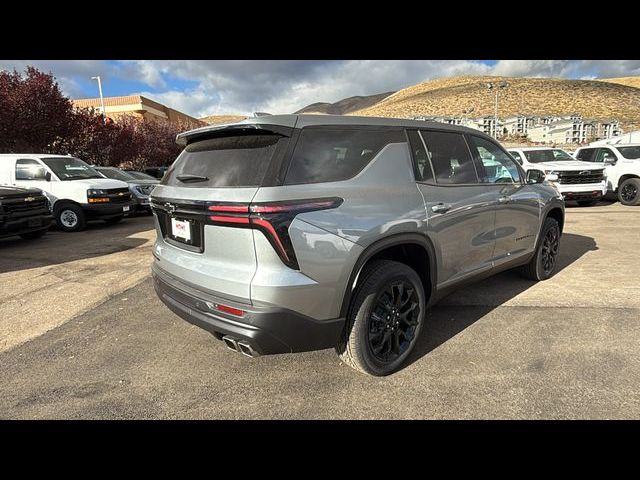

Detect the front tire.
xmin=55 ymin=204 xmax=86 ymax=232
xmin=618 ymin=178 xmax=640 ymax=206
xmin=336 ymin=260 xmax=426 ymax=376
xmin=519 ymin=217 xmax=560 ymax=281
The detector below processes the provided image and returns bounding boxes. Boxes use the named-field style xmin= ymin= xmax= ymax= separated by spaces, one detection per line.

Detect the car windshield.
xmin=41 ymin=157 xmax=103 ymax=180
xmin=97 ymin=167 xmax=135 ymax=181
xmin=617 ymin=146 xmax=640 ymax=159
xmin=127 ymin=171 xmax=157 ymax=180
xmin=523 ymin=149 xmax=574 ymax=163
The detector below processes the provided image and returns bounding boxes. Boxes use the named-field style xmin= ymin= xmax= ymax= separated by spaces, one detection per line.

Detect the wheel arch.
xmin=52 ymin=198 xmax=84 ymax=213
xmin=339 ymin=233 xmax=437 ymax=318
xmin=618 ymin=174 xmax=640 ymax=189
xmin=545 ymin=206 xmax=564 ymax=234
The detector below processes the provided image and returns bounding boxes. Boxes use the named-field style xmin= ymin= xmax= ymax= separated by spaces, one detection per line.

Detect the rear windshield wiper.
xmin=177 ymin=174 xmax=209 ymax=183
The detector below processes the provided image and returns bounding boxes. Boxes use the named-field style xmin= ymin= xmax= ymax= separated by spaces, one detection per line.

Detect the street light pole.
xmin=91 ymin=76 xmax=106 ymax=123
xmin=486 ymin=81 xmax=508 ymax=139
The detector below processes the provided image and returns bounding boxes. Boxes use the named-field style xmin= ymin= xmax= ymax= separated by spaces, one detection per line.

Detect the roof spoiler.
xmin=176 ymin=123 xmax=292 ymax=147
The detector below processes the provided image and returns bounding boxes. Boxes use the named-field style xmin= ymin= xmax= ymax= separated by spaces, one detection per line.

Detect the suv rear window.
xmin=285 ymin=128 xmax=405 ymax=185
xmin=163 ymin=133 xmax=288 ymax=188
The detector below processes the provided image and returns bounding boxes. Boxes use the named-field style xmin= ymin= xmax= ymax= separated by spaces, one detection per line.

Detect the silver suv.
xmin=151 ymin=115 xmax=565 ymax=376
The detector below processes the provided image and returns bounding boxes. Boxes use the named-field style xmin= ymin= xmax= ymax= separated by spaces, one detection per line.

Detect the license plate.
xmin=123 ymin=205 xmax=130 ymax=212
xmin=171 ymin=218 xmax=191 ymax=242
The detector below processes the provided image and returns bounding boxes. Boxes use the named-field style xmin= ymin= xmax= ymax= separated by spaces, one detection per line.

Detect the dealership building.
xmin=72 ymin=95 xmax=206 ymax=129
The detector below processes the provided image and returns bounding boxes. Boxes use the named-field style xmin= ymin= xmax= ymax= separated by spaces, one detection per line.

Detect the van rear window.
xmin=284 ymin=128 xmax=405 ymax=185
xmin=163 ymin=133 xmax=288 ymax=188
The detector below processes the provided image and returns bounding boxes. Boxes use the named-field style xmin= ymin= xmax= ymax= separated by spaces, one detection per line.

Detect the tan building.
xmin=72 ymin=95 xmax=206 ymax=129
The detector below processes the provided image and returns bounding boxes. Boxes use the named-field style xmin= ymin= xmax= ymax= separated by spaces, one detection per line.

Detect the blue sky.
xmin=1 ymin=60 xmax=638 ymax=118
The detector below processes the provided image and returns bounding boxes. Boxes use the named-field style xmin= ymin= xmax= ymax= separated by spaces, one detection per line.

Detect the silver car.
xmin=151 ymin=115 xmax=564 ymax=376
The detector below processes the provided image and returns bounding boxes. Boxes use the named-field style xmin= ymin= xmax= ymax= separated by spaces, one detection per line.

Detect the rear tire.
xmin=519 ymin=217 xmax=560 ymax=281
xmin=20 ymin=229 xmax=48 ymax=240
xmin=55 ymin=204 xmax=86 ymax=232
xmin=336 ymin=260 xmax=426 ymax=376
xmin=104 ymin=215 xmax=123 ymax=225
xmin=618 ymin=178 xmax=640 ymax=206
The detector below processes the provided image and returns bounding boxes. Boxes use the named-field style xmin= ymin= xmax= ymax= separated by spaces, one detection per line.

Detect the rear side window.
xmin=163 ymin=133 xmax=289 ymax=188
xmin=285 ymin=128 xmax=405 ymax=185
xmin=575 ymin=148 xmax=596 ymax=162
xmin=406 ymin=130 xmax=434 ymax=182
xmin=420 ymin=131 xmax=478 ymax=184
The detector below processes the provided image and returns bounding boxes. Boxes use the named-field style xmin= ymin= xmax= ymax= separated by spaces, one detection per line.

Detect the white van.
xmin=0 ymin=154 xmax=134 ymax=231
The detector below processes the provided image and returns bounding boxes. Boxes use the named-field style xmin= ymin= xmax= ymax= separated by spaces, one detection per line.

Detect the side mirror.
xmin=45 ymin=171 xmax=52 ymax=182
xmin=526 ymin=169 xmax=546 ymax=184
xmin=604 ymin=158 xmax=617 ymax=165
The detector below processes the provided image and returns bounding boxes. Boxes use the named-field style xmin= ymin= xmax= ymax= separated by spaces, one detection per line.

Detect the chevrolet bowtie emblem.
xmin=118 ymin=192 xmax=124 ymax=196
xmin=24 ymin=196 xmax=35 ymax=202
xmin=164 ymin=202 xmax=176 ymax=214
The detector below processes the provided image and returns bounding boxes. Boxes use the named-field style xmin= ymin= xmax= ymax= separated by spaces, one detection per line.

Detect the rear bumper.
xmin=81 ymin=201 xmax=134 ymax=218
xmin=0 ymin=214 xmax=53 ymax=239
xmin=152 ymin=264 xmax=345 ymax=355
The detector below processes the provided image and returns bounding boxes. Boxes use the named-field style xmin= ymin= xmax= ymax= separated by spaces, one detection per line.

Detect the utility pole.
xmin=91 ymin=76 xmax=106 ymax=123
xmin=486 ymin=81 xmax=508 ymax=138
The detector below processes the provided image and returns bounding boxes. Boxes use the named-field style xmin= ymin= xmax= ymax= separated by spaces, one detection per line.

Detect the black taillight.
xmin=207 ymin=197 xmax=343 ymax=269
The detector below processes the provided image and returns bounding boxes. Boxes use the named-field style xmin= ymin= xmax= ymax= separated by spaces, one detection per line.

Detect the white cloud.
xmin=3 ymin=60 xmax=640 ymax=117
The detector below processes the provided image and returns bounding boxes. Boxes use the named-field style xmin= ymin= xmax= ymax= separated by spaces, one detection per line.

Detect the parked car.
xmin=0 ymin=154 xmax=133 ymax=232
xmin=150 ymin=115 xmax=564 ymax=376
xmin=125 ymin=171 xmax=159 ymax=181
xmin=0 ymin=185 xmax=53 ymax=240
xmin=142 ymin=166 xmax=168 ymax=179
xmin=94 ymin=166 xmax=158 ymax=214
xmin=573 ymin=144 xmax=640 ymax=205
xmin=507 ymin=147 xmax=607 ymax=206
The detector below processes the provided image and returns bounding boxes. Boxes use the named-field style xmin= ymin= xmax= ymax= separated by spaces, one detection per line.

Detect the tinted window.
xmin=470 ymin=136 xmax=521 ymax=183
xmin=163 ymin=133 xmax=288 ymax=188
xmin=420 ymin=131 xmax=478 ymax=184
xmin=285 ymin=128 xmax=405 ymax=185
xmin=509 ymin=151 xmax=523 ymax=164
xmin=523 ymin=149 xmax=574 ymax=163
xmin=97 ymin=167 xmax=135 ymax=181
xmin=15 ymin=159 xmax=47 ymax=180
xmin=406 ymin=130 xmax=434 ymax=182
xmin=594 ymin=148 xmax=616 ymax=163
xmin=617 ymin=146 xmax=640 ymax=159
xmin=576 ymin=148 xmax=596 ymax=162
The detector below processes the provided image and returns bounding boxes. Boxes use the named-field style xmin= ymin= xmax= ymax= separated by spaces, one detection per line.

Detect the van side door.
xmin=408 ymin=129 xmax=497 ymax=288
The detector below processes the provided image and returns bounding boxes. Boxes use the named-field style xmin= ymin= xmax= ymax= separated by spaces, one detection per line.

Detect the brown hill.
xmin=295 ymin=92 xmax=394 ymax=115
xmin=200 ymin=115 xmax=247 ymax=125
xmin=349 ymin=76 xmax=640 ymax=131
xmin=600 ymin=76 xmax=640 ymax=89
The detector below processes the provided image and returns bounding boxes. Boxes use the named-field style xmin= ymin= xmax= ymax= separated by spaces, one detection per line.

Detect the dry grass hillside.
xmin=200 ymin=115 xmax=247 ymax=125
xmin=349 ymin=76 xmax=640 ymax=131
xmin=600 ymin=76 xmax=640 ymax=89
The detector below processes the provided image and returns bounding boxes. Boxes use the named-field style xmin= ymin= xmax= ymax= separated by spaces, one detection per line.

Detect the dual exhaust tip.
xmin=222 ymin=336 xmax=259 ymax=358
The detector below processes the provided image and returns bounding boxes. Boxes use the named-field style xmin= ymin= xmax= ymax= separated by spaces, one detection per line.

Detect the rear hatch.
xmin=150 ymin=127 xmax=292 ymax=303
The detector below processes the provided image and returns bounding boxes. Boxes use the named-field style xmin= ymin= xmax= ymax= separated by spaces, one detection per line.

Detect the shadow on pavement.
xmin=406 ymin=232 xmax=598 ymax=368
xmin=0 ymin=214 xmax=154 ymax=275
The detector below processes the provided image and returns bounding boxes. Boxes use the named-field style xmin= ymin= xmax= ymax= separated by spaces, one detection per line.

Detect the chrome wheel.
xmin=60 ymin=209 xmax=79 ymax=228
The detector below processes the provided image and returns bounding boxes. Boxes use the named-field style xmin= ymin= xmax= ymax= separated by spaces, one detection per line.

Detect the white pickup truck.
xmin=573 ymin=144 xmax=640 ymax=206
xmin=507 ymin=147 xmax=607 ymax=206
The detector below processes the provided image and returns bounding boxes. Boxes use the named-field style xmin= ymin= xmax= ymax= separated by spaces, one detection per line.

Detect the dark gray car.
xmin=94 ymin=167 xmax=158 ymax=213
xmin=150 ymin=114 xmax=565 ymax=376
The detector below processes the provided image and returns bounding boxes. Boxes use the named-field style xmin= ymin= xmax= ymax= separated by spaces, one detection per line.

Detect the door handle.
xmin=498 ymin=196 xmax=512 ymax=204
xmin=431 ymin=203 xmax=451 ymax=213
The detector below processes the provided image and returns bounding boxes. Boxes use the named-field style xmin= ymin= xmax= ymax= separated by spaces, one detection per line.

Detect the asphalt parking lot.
xmin=1 ymin=202 xmax=639 ymax=419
